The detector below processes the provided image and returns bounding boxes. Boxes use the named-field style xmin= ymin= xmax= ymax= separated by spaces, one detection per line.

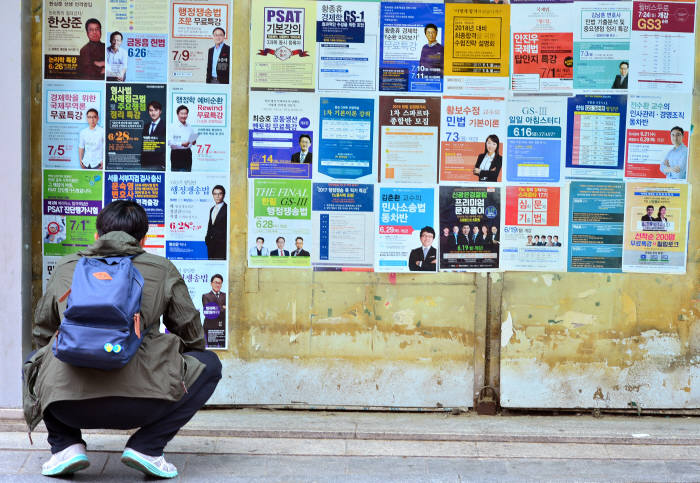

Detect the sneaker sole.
xmin=121 ymin=450 xmax=178 ymax=479
xmin=41 ymin=454 xmax=90 ymax=476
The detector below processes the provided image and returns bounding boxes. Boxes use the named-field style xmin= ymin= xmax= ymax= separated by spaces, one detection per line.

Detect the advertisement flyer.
xmin=506 ymin=97 xmax=565 ymax=183
xmin=312 ymin=183 xmax=374 ymax=270
xmin=565 ymin=95 xmax=627 ymax=179
xmin=376 ymin=186 xmax=436 ymax=273
xmin=42 ymin=256 xmax=60 ymax=294
xmin=630 ymin=1 xmax=696 ymax=93
xmin=624 ymin=94 xmax=691 ymax=181
xmin=248 ymin=91 xmax=315 ymax=179
xmin=169 ymin=85 xmax=230 ymax=172
xmin=379 ymin=2 xmax=445 ymax=92
xmin=43 ymin=170 xmax=103 ymax=256
xmin=108 ymin=0 xmax=169 ymax=83
xmin=622 ymin=183 xmax=689 ymax=274
xmin=444 ymin=3 xmax=510 ymax=93
xmin=43 ymin=80 xmax=105 ymax=170
xmin=250 ymin=0 xmax=317 ymax=92
xmin=43 ymin=0 xmax=106 ymax=80
xmin=172 ymin=260 xmax=229 ymax=348
xmin=573 ymin=2 xmax=632 ymax=91
xmin=166 ymin=173 xmax=230 ymax=260
xmin=501 ymin=185 xmax=565 ymax=272
xmin=317 ymin=1 xmax=379 ymax=91
xmin=248 ymin=179 xmax=312 ymax=268
xmin=568 ymin=181 xmax=624 ymax=272
xmin=106 ymin=83 xmax=168 ymax=171
xmin=439 ymin=96 xmax=507 ymax=183
xmin=439 ymin=186 xmax=501 ymax=271
xmin=104 ymin=171 xmax=166 ymax=256
xmin=317 ymin=96 xmax=375 ymax=182
xmin=511 ymin=4 xmax=573 ymax=93
xmin=169 ymin=0 xmax=233 ymax=84
xmin=378 ymin=96 xmax=440 ymax=183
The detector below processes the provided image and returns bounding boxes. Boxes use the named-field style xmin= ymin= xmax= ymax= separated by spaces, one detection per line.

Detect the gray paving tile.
xmin=507 ymin=458 xmax=673 ymax=483
xmin=427 ymin=457 xmax=508 ymax=480
xmin=664 ymin=461 xmax=700 ymax=482
xmin=0 ymin=451 xmax=28 ymax=474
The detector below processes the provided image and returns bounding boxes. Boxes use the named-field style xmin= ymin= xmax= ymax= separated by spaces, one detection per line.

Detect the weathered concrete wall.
xmin=499 ymin=17 xmax=700 ymax=409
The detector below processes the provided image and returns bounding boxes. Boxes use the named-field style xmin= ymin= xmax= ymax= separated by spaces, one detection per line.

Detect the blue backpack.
xmin=53 ymin=256 xmax=145 ymax=370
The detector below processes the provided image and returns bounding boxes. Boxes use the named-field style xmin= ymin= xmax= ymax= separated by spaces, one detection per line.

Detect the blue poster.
xmin=376 ymin=186 xmax=436 ymax=272
xmin=567 ymin=181 xmax=624 ymax=272
xmin=565 ymin=95 xmax=627 ymax=178
xmin=506 ymin=98 xmax=565 ymax=183
xmin=380 ymin=2 xmax=444 ymax=92
xmin=312 ymin=183 xmax=375 ymax=270
xmin=318 ymin=97 xmax=374 ymax=180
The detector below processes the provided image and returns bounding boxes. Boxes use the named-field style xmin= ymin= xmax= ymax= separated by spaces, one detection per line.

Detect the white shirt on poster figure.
xmin=78 ymin=109 xmax=104 ymax=169
xmin=105 ymin=31 xmax=127 ymax=81
xmin=168 ymin=120 xmax=198 ymax=150
xmin=660 ymin=127 xmax=688 ymax=180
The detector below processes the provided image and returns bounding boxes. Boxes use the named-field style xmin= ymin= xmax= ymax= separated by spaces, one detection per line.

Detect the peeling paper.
xmin=541 ymin=274 xmax=554 ymax=287
xmin=501 ymin=312 xmax=514 ymax=348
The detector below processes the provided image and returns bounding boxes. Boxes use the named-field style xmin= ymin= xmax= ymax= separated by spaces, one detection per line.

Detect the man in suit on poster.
xmin=408 ymin=226 xmax=437 ymax=272
xmin=205 ymin=185 xmax=227 ymax=260
xmin=206 ymin=27 xmax=230 ymax=84
xmin=202 ymin=274 xmax=226 ymax=347
xmin=270 ymin=236 xmax=290 ymax=257
xmin=612 ymin=61 xmax=628 ymax=89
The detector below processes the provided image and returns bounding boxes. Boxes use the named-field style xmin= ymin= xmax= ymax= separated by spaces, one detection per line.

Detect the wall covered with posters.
xmin=35 ymin=0 xmax=699 ymax=409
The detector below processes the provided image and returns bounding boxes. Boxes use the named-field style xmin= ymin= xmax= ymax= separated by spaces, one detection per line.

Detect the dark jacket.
xmin=23 ymin=231 xmax=206 ymax=432
xmin=291 ymin=151 xmax=312 ymax=164
xmin=205 ymin=203 xmax=227 ymax=254
xmin=612 ymin=75 xmax=628 ymax=89
xmin=408 ymin=246 xmax=437 ymax=271
xmin=475 ymin=153 xmax=502 ymax=182
xmin=206 ymin=43 xmax=230 ymax=84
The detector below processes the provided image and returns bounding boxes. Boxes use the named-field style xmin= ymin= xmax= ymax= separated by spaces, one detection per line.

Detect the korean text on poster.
xmin=379 ymin=2 xmax=445 ymax=93
xmin=568 ymin=181 xmax=624 ymax=272
xmin=250 ymin=0 xmax=317 ymax=92
xmin=312 ymin=183 xmax=374 ymax=270
xmin=501 ymin=185 xmax=565 ymax=272
xmin=440 ymin=96 xmax=506 ymax=183
xmin=506 ymin=97 xmax=565 ymax=183
xmin=439 ymin=186 xmax=501 ymax=271
xmin=622 ymin=183 xmax=689 ymax=274
xmin=248 ymin=179 xmax=312 ymax=268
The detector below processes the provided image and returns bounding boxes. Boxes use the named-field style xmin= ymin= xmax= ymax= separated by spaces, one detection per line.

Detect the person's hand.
xmin=181 ymin=141 xmax=190 ymax=147
xmin=96 ymin=162 xmax=103 ymax=170
xmin=430 ymin=259 xmax=436 ymax=265
xmin=672 ymin=166 xmax=681 ymax=173
xmin=473 ymin=168 xmax=481 ymax=175
xmin=79 ymin=160 xmax=86 ymax=169
xmin=663 ymin=159 xmax=671 ymax=168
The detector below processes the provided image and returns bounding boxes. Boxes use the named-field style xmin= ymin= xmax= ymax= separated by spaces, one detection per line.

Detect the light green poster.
xmin=43 ymin=170 xmax=103 ymax=256
xmin=248 ymin=179 xmax=312 ymax=268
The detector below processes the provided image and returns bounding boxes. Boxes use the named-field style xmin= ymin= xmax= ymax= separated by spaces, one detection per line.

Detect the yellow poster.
xmin=250 ymin=0 xmax=317 ymax=92
xmin=622 ymin=182 xmax=690 ymax=274
xmin=444 ymin=3 xmax=509 ymax=93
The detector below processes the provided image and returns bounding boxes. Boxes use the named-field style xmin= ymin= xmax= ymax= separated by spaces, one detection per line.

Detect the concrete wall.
xmin=1 ymin=0 xmax=31 ymax=409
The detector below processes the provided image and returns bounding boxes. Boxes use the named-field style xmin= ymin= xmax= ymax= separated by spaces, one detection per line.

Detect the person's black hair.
xmin=646 ymin=205 xmax=654 ymax=211
xmin=671 ymin=126 xmax=684 ymax=135
xmin=657 ymin=205 xmax=667 ymax=214
xmin=298 ymin=134 xmax=311 ymax=143
xmin=212 ymin=184 xmax=226 ymax=196
xmin=211 ymin=274 xmax=223 ymax=283
xmin=295 ymin=237 xmax=304 ymax=242
xmin=176 ymin=104 xmax=189 ymax=114
xmin=96 ymin=200 xmax=148 ymax=241
xmin=256 ymin=236 xmax=264 ymax=243
xmin=86 ymin=108 xmax=98 ymax=117
xmin=85 ymin=18 xmax=101 ymax=32
xmin=424 ymin=23 xmax=438 ymax=33
xmin=420 ymin=226 xmax=435 ymax=237
xmin=619 ymin=61 xmax=629 ymax=68
xmin=213 ymin=27 xmax=226 ymax=35
xmin=147 ymin=100 xmax=162 ymax=111
xmin=276 ymin=236 xmax=285 ymax=243
xmin=110 ymin=31 xmax=122 ymax=43
xmin=483 ymin=134 xmax=500 ymax=155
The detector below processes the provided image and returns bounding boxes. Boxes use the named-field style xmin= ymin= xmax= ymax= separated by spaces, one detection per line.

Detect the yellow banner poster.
xmin=622 ymin=182 xmax=690 ymax=274
xmin=444 ymin=3 xmax=509 ymax=94
xmin=250 ymin=0 xmax=317 ymax=92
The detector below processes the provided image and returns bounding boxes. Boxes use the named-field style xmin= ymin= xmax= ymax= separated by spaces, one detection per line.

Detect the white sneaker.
xmin=121 ymin=447 xmax=178 ymax=479
xmin=41 ymin=443 xmax=90 ymax=476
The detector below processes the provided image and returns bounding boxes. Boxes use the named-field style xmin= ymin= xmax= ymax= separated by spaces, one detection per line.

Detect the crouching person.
xmin=23 ymin=200 xmax=222 ymax=478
